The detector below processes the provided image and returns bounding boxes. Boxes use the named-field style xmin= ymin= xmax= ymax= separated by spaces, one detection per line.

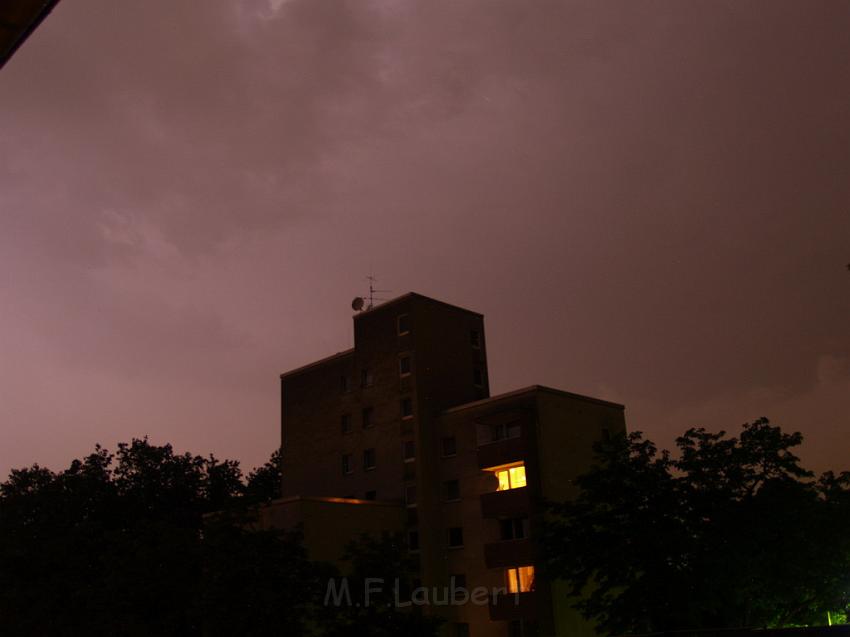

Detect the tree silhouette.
xmin=542 ymin=419 xmax=850 ymax=635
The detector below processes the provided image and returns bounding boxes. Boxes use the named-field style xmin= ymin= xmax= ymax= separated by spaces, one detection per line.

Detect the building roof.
xmin=279 ymin=348 xmax=354 ymax=379
xmin=0 ymin=0 xmax=61 ymax=70
xmin=442 ymin=384 xmax=625 ymax=414
xmin=353 ymin=291 xmax=483 ymax=319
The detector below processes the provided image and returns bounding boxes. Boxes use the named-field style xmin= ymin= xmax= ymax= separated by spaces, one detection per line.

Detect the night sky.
xmin=1 ymin=0 xmax=848 ymax=479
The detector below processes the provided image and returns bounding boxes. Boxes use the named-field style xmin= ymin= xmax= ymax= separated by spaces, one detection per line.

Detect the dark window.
xmin=401 ymin=397 xmax=413 ymax=419
xmin=444 ymin=479 xmax=460 ymax=502
xmin=451 ymin=575 xmax=467 ymax=601
xmin=363 ymin=448 xmax=376 ymax=470
xmin=508 ymin=620 xmax=523 ymax=637
xmin=405 ymin=485 xmax=417 ymax=507
xmin=454 ymin=623 xmax=470 ymax=637
xmin=397 ymin=314 xmax=410 ymax=335
xmin=470 ymin=330 xmax=481 ymax=348
xmin=362 ymin=407 xmax=373 ymax=428
xmin=408 ymin=529 xmax=420 ymax=552
xmin=341 ymin=414 xmax=351 ymax=434
xmin=342 ymin=454 xmax=353 ymax=475
xmin=402 ymin=440 xmax=416 ymax=462
xmin=447 ymin=527 xmax=464 ymax=548
xmin=491 ymin=421 xmax=521 ymax=442
xmin=473 ymin=367 xmax=484 ymax=387
xmin=441 ymin=436 xmax=457 ymax=457
xmin=364 ymin=490 xmax=376 ymax=501
xmin=399 ymin=355 xmax=411 ymax=376
xmin=340 ymin=375 xmax=350 ymax=393
xmin=500 ymin=517 xmax=529 ymax=540
xmin=361 ymin=369 xmax=374 ymax=387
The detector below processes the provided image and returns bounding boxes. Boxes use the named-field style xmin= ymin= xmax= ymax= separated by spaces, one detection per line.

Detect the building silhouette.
xmin=262 ymin=293 xmax=626 ymax=637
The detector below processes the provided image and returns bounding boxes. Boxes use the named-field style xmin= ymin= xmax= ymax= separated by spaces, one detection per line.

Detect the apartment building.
xmin=264 ymin=293 xmax=626 ymax=637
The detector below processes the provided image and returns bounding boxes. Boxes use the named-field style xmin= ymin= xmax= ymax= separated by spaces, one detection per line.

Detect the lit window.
xmin=447 ymin=527 xmax=464 ymax=548
xmin=363 ymin=448 xmax=376 ymax=470
xmin=341 ymin=414 xmax=351 ymax=434
xmin=401 ymin=397 xmax=413 ymax=419
xmin=399 ymin=355 xmax=411 ymax=377
xmin=402 ymin=440 xmax=415 ymax=462
xmin=505 ymin=566 xmax=535 ymax=593
xmin=397 ymin=314 xmax=410 ymax=335
xmin=495 ymin=463 xmax=527 ymax=491
xmin=342 ymin=454 xmax=353 ymax=475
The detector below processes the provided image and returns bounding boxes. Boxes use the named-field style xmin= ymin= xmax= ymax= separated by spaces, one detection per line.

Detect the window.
xmin=441 ymin=436 xmax=457 ymax=457
xmin=402 ymin=440 xmax=416 ymax=463
xmin=340 ymin=414 xmax=351 ymax=434
xmin=362 ymin=406 xmax=374 ymax=428
xmin=405 ymin=485 xmax=417 ymax=507
xmin=397 ymin=314 xmax=410 ymax=335
xmin=451 ymin=574 xmax=467 ymax=601
xmin=505 ymin=566 xmax=535 ymax=593
xmin=495 ymin=463 xmax=527 ymax=491
xmin=401 ymin=397 xmax=413 ymax=419
xmin=500 ymin=517 xmax=529 ymax=540
xmin=444 ymin=479 xmax=460 ymax=502
xmin=473 ymin=367 xmax=484 ymax=387
xmin=340 ymin=375 xmax=351 ymax=393
xmin=490 ymin=421 xmax=521 ymax=442
xmin=342 ymin=454 xmax=353 ymax=475
xmin=399 ymin=355 xmax=411 ymax=377
xmin=447 ymin=527 xmax=464 ymax=548
xmin=454 ymin=623 xmax=470 ymax=637
xmin=364 ymin=490 xmax=376 ymax=501
xmin=408 ymin=529 xmax=420 ymax=552
xmin=470 ymin=329 xmax=481 ymax=348
xmin=361 ymin=369 xmax=374 ymax=387
xmin=363 ymin=448 xmax=376 ymax=470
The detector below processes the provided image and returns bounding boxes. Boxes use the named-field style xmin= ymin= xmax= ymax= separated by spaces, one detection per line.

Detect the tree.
xmin=245 ymin=448 xmax=283 ymax=503
xmin=542 ymin=418 xmax=850 ymax=635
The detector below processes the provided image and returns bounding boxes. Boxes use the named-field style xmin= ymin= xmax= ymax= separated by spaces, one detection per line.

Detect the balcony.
xmin=489 ymin=591 xmax=537 ymax=621
xmin=483 ymin=538 xmax=535 ymax=568
xmin=480 ymin=486 xmax=530 ymax=518
xmin=478 ymin=437 xmax=527 ymax=470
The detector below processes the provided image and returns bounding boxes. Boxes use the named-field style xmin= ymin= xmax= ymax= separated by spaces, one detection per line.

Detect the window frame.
xmin=363 ymin=448 xmax=376 ymax=471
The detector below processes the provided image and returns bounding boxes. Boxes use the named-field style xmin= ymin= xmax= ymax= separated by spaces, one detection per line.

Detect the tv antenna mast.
xmin=352 ymin=274 xmax=391 ymax=312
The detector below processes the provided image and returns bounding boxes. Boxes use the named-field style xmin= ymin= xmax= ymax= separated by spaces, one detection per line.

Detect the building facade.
xmin=269 ymin=293 xmax=626 ymax=637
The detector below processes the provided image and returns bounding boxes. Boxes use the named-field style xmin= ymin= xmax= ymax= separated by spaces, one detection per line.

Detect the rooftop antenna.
xmin=365 ymin=273 xmax=391 ymax=310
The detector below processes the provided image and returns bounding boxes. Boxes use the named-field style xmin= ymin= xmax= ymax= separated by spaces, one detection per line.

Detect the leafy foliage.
xmin=542 ymin=418 xmax=850 ymax=635
xmin=0 ymin=441 xmax=436 ymax=637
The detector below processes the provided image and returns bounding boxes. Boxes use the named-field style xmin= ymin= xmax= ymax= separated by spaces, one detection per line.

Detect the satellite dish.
xmin=351 ymin=297 xmax=365 ymax=311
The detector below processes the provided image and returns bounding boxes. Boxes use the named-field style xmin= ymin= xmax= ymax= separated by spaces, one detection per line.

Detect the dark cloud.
xmin=1 ymin=0 xmax=848 ymax=476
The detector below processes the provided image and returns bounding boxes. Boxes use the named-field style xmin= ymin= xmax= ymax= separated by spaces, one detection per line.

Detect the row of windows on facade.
xmin=340 ymin=398 xmax=413 ymax=434
xmin=395 ymin=312 xmax=483 ymax=347
xmin=340 ymin=435 xmax=461 ymax=475
xmin=406 ymin=516 xmax=529 ymax=555
xmin=340 ymin=359 xmax=485 ymax=393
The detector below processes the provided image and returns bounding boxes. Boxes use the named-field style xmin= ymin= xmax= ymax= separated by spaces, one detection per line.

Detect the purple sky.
xmin=1 ymin=0 xmax=848 ymax=478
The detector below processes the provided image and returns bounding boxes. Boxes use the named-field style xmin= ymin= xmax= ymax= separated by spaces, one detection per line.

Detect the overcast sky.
xmin=1 ymin=0 xmax=848 ymax=478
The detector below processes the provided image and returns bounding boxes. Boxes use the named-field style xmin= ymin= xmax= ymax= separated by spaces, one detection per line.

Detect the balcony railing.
xmin=489 ymin=591 xmax=537 ymax=621
xmin=483 ymin=538 xmax=535 ymax=568
xmin=480 ymin=486 xmax=530 ymax=518
xmin=477 ymin=436 xmax=527 ymax=470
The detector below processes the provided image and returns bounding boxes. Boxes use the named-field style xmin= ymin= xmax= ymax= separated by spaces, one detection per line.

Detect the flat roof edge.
xmin=442 ymin=384 xmax=625 ymax=414
xmin=268 ymin=495 xmax=403 ymax=508
xmin=353 ymin=292 xmax=483 ymax=318
xmin=280 ymin=348 xmax=355 ymax=379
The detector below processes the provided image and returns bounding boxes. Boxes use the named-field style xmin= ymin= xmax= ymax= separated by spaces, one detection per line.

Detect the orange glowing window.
xmin=506 ymin=566 xmax=535 ymax=593
xmin=495 ymin=463 xmax=526 ymax=491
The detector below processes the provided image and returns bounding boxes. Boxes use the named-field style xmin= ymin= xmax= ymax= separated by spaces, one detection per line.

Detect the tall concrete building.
xmin=264 ymin=293 xmax=626 ymax=637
